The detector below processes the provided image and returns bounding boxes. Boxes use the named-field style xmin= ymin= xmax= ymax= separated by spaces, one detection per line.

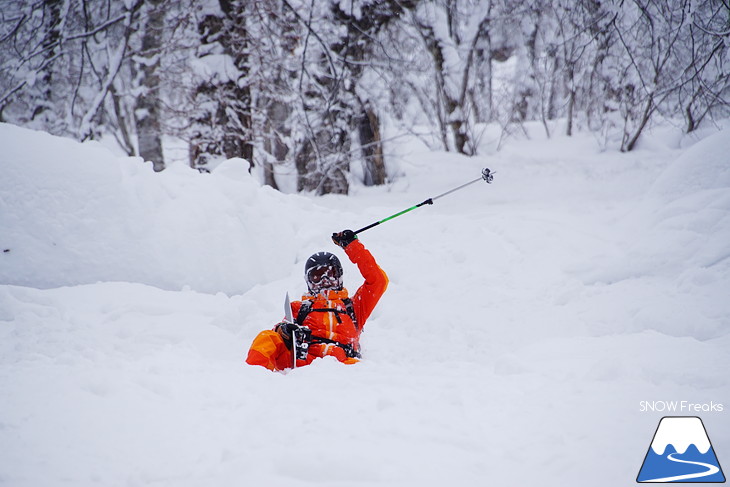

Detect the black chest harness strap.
xmin=296 ymin=299 xmax=361 ymax=359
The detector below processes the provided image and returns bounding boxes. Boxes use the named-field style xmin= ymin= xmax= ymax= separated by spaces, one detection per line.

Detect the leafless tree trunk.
xmin=358 ymin=103 xmax=386 ymax=186
xmin=30 ymin=0 xmax=64 ymax=127
xmin=135 ymin=0 xmax=166 ymax=172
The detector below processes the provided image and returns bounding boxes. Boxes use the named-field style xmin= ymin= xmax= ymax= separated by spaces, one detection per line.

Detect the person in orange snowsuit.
xmin=246 ymin=230 xmax=388 ymax=371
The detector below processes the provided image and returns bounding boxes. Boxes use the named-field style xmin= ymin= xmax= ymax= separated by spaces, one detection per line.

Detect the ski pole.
xmin=353 ymin=168 xmax=494 ymax=236
xmin=284 ymin=293 xmax=297 ymax=369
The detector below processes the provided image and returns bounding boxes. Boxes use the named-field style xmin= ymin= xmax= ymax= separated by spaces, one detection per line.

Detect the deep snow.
xmin=1 ymin=121 xmax=728 ymax=486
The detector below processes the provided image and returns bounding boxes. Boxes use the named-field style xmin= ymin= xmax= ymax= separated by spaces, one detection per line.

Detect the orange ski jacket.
xmin=246 ymin=240 xmax=388 ymax=370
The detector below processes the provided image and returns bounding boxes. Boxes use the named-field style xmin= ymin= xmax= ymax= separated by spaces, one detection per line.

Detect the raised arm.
xmin=344 ymin=239 xmax=388 ymax=327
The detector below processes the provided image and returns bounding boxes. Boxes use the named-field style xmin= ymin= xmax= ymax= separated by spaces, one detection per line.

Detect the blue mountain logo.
xmin=637 ymin=416 xmax=725 ymax=483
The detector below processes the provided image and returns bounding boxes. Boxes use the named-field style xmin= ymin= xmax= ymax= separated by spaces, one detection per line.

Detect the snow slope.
xmin=1 ymin=122 xmax=728 ymax=486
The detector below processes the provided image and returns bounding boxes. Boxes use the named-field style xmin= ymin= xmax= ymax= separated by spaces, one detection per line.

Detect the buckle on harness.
xmin=311 ymin=336 xmax=361 ymax=359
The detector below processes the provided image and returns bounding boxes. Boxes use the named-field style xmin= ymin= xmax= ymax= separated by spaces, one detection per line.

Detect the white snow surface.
xmin=1 ymin=122 xmax=729 ymax=486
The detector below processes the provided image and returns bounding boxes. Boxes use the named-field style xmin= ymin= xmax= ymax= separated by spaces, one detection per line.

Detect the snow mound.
xmin=0 ymin=123 xmax=321 ymax=294
xmin=648 ymin=129 xmax=730 ymax=199
xmin=577 ymin=128 xmax=730 ymax=289
xmin=637 ymin=128 xmax=730 ymax=272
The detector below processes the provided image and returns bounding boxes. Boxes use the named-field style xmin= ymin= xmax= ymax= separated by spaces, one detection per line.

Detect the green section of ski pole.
xmin=354 ymin=199 xmax=432 ymax=235
xmin=352 ymin=168 xmax=493 ymax=236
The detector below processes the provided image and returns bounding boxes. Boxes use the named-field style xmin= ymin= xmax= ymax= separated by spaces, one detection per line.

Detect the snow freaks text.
xmin=639 ymin=401 xmax=724 ymax=413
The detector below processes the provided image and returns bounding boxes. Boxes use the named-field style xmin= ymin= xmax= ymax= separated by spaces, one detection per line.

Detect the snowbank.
xmin=640 ymin=128 xmax=730 ymax=270
xmin=0 ymin=123 xmax=327 ymax=295
xmin=1 ymin=122 xmax=728 ymax=487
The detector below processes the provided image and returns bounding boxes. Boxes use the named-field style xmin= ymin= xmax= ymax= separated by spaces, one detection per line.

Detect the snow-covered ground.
xmin=1 ymin=121 xmax=728 ymax=486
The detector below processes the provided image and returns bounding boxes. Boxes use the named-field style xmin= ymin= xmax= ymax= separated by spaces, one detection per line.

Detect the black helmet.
xmin=304 ymin=252 xmax=343 ymax=293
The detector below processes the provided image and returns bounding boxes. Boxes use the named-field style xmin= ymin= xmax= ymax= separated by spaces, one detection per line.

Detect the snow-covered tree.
xmin=134 ymin=0 xmax=167 ymax=172
xmin=402 ymin=0 xmax=498 ymax=155
xmin=0 ymin=0 xmax=176 ymax=168
xmin=610 ymin=0 xmax=730 ymax=151
xmin=2 ymin=0 xmax=729 ymax=184
xmin=268 ymin=0 xmax=416 ymax=194
xmin=189 ymin=0 xmax=254 ymax=171
xmin=672 ymin=0 xmax=730 ymax=133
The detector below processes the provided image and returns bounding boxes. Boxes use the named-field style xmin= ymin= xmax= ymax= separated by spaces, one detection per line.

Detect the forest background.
xmin=1 ymin=0 xmax=728 ymax=194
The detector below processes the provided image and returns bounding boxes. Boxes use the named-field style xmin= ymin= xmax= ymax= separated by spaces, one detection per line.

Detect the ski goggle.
xmin=307 ymin=266 xmax=340 ymax=284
